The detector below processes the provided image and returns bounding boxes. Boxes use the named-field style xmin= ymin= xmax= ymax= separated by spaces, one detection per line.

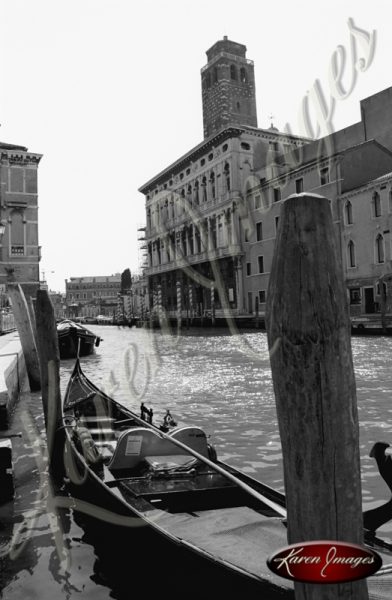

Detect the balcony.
xmin=145 ymin=244 xmax=243 ymax=276
xmin=10 ymin=245 xmax=25 ymax=256
xmin=145 ymin=191 xmax=241 ymax=240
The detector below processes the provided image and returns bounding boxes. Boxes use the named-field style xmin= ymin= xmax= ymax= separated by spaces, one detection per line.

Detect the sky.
xmin=0 ymin=0 xmax=391 ymax=292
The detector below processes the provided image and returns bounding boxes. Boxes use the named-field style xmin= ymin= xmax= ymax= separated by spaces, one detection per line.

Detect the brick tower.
xmin=201 ymin=36 xmax=258 ymax=139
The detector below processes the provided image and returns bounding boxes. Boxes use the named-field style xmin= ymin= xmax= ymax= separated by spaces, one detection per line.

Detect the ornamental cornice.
xmin=1 ymin=151 xmax=43 ymax=165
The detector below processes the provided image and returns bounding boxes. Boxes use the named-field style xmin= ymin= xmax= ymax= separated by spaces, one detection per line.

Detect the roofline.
xmin=138 ymin=125 xmax=311 ymax=194
xmin=0 ymin=142 xmax=28 ymax=151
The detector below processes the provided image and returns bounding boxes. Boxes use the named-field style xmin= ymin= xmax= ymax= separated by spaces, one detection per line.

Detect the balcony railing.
xmin=10 ymin=245 xmax=25 ymax=256
xmin=145 ymin=191 xmax=240 ymax=239
xmin=145 ymin=244 xmax=243 ymax=276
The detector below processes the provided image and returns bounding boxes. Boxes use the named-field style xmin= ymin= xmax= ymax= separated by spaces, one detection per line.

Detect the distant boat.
xmin=57 ymin=319 xmax=101 ymax=359
xmin=96 ymin=315 xmax=113 ymax=325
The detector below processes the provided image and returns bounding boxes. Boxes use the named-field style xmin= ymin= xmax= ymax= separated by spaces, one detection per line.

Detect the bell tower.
xmin=201 ymin=36 xmax=258 ymax=139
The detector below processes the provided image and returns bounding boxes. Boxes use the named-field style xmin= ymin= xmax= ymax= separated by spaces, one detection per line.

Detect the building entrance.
xmin=364 ymin=287 xmax=376 ymax=313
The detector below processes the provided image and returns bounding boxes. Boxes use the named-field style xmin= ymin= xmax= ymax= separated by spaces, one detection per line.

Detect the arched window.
xmin=147 ymin=208 xmax=151 ymax=229
xmin=187 ymin=184 xmax=192 ymax=206
xmin=194 ymin=180 xmax=199 ymax=205
xmin=224 ymin=163 xmax=230 ymax=192
xmin=210 ymin=172 xmax=216 ymax=200
xmin=345 ymin=200 xmax=353 ymax=225
xmin=372 ymin=191 xmax=381 ymax=217
xmin=213 ymin=67 xmax=218 ymax=84
xmin=180 ymin=189 xmax=185 ymax=214
xmin=230 ymin=64 xmax=237 ymax=80
xmin=202 ymin=176 xmax=207 ymax=202
xmin=376 ymin=234 xmax=385 ymax=263
xmin=348 ymin=241 xmax=356 ymax=267
xmin=240 ymin=67 xmax=248 ymax=83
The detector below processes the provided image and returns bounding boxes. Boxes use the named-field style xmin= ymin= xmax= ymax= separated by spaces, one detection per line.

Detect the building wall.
xmin=65 ymin=274 xmax=122 ymax=317
xmin=340 ymin=175 xmax=392 ymax=315
xmin=245 ymin=136 xmax=392 ymax=318
xmin=0 ymin=145 xmax=42 ymax=290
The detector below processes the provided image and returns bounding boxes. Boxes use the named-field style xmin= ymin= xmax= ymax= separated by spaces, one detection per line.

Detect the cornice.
xmin=1 ymin=151 xmax=43 ymax=165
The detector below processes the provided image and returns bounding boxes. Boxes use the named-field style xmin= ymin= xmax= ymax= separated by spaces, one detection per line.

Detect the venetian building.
xmin=139 ymin=37 xmax=309 ymax=318
xmin=0 ymin=141 xmax=42 ymax=297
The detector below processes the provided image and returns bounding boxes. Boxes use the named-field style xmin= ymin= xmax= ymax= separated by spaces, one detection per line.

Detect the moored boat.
xmin=61 ymin=359 xmax=392 ymax=597
xmin=57 ymin=320 xmax=101 ymax=359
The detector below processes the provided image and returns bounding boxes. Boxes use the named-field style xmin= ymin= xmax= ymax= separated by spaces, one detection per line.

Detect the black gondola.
xmin=57 ymin=319 xmax=101 ymax=359
xmin=62 ymin=359 xmax=392 ymax=597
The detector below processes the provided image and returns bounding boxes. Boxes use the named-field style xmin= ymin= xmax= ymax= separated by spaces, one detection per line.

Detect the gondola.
xmin=62 ymin=359 xmax=392 ymax=597
xmin=57 ymin=319 xmax=101 ymax=359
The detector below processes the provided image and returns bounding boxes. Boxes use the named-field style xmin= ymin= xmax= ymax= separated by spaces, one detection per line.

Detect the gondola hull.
xmin=57 ymin=320 xmax=101 ymax=359
xmin=62 ymin=359 xmax=293 ymax=596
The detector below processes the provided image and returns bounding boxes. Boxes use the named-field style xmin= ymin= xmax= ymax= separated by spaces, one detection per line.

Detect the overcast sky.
xmin=0 ymin=0 xmax=390 ymax=292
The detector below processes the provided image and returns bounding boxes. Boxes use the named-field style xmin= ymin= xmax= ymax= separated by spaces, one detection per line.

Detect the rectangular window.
xmin=259 ymin=290 xmax=266 ymax=303
xmin=295 ymin=178 xmax=304 ymax=193
xmin=25 ymin=169 xmax=37 ymax=194
xmin=258 ymin=255 xmax=264 ymax=273
xmin=256 ymin=222 xmax=263 ymax=241
xmin=349 ymin=288 xmax=361 ymax=305
xmin=273 ymin=187 xmax=281 ymax=202
xmin=320 ymin=167 xmax=330 ymax=186
xmin=254 ymin=194 xmax=261 ymax=209
xmin=246 ymin=262 xmax=251 ymax=276
xmin=275 ymin=216 xmax=279 ymax=233
xmin=10 ymin=168 xmax=24 ymax=193
xmin=244 ymin=228 xmax=249 ymax=242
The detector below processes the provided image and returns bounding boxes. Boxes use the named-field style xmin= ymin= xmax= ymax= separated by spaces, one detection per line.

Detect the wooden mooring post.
xmin=35 ymin=289 xmax=65 ymax=478
xmin=7 ymin=283 xmax=41 ymax=391
xmin=266 ymin=194 xmax=368 ymax=600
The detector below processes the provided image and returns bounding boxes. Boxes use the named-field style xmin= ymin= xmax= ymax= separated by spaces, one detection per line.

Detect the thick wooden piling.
xmin=35 ymin=289 xmax=64 ymax=477
xmin=266 ymin=194 xmax=368 ymax=600
xmin=7 ymin=283 xmax=41 ymax=391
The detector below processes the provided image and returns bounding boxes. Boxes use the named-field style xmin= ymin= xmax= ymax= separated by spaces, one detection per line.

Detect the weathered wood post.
xmin=7 ymin=283 xmax=41 ymax=391
xmin=266 ymin=194 xmax=368 ymax=600
xmin=35 ymin=289 xmax=65 ymax=477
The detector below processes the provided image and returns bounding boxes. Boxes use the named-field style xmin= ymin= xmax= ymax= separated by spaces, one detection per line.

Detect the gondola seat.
xmin=107 ymin=426 xmax=208 ymax=473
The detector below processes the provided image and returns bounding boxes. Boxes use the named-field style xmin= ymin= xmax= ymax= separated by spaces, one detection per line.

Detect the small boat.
xmin=62 ymin=358 xmax=293 ymax=595
xmin=57 ymin=320 xmax=101 ymax=359
xmin=62 ymin=360 xmax=392 ymax=596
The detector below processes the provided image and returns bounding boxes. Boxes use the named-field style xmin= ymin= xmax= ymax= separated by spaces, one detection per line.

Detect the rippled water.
xmin=1 ymin=326 xmax=392 ymax=599
xmin=60 ymin=327 xmax=392 ymax=508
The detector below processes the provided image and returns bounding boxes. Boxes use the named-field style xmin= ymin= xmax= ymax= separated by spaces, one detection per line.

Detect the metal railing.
xmin=0 ymin=311 xmax=16 ymax=334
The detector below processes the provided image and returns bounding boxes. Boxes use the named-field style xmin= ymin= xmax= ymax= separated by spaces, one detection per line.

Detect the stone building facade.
xmin=65 ymin=274 xmax=122 ymax=318
xmin=0 ymin=141 xmax=42 ymax=293
xmin=139 ymin=37 xmax=392 ymax=322
xmin=245 ymin=86 xmax=392 ymax=319
xmin=139 ymin=38 xmax=309 ymax=319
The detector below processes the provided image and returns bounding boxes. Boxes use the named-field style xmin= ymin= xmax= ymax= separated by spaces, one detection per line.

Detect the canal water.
xmin=1 ymin=326 xmax=392 ymax=599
